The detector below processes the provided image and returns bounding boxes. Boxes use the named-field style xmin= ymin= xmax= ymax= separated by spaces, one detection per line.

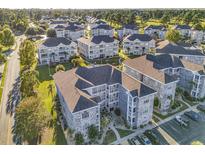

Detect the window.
xmin=144 ymin=100 xmax=149 ymax=104
xmin=132 ymin=118 xmax=135 ymax=122
xmin=133 ymin=108 xmax=136 ymax=112
xmin=82 ymin=111 xmax=89 ymax=119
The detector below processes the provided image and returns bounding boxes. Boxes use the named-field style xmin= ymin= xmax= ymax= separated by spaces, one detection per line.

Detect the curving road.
xmin=0 ymin=35 xmax=24 ymax=144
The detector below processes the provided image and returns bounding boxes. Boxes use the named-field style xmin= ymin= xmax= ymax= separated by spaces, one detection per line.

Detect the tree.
xmin=161 ymin=14 xmax=169 ymax=25
xmin=193 ymin=23 xmax=204 ymax=31
xmin=55 ymin=64 xmax=65 ymax=72
xmin=46 ymin=28 xmax=56 ymax=37
xmin=154 ymin=97 xmax=160 ymax=108
xmin=166 ymin=29 xmax=181 ymax=43
xmin=191 ymin=141 xmax=203 ymax=145
xmin=20 ymin=69 xmax=39 ymax=98
xmin=74 ymin=133 xmax=84 ymax=145
xmin=19 ymin=40 xmax=36 ymax=69
xmin=0 ymin=28 xmax=15 ymax=47
xmin=88 ymin=125 xmax=98 ymax=142
xmin=25 ymin=27 xmax=37 ymax=36
xmin=101 ymin=116 xmax=110 ymax=128
xmin=13 ymin=96 xmax=50 ymax=144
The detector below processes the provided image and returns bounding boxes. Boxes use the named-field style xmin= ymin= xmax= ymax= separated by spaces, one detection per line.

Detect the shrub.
xmin=154 ymin=97 xmax=159 ymax=107
xmin=114 ymin=108 xmax=121 ymax=116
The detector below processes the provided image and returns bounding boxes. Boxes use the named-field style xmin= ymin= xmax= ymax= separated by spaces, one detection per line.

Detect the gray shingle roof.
xmin=53 ymin=65 xmax=156 ymax=113
xmin=174 ymin=25 xmax=191 ymax=30
xmin=156 ymin=41 xmax=205 ymax=56
xmin=93 ymin=24 xmax=113 ymax=30
xmin=146 ymin=54 xmax=183 ymax=69
xmin=65 ymin=25 xmax=84 ymax=31
xmin=42 ymin=37 xmax=71 ymax=47
xmin=123 ymin=24 xmax=139 ymax=30
xmin=50 ymin=21 xmax=67 ymax=25
xmin=95 ymin=20 xmax=107 ymax=25
xmin=72 ymin=96 xmax=97 ymax=113
xmin=91 ymin=35 xmax=115 ymax=44
xmin=126 ymin=34 xmax=153 ymax=42
xmin=145 ymin=25 xmax=167 ymax=31
xmin=54 ymin=25 xmax=65 ymax=29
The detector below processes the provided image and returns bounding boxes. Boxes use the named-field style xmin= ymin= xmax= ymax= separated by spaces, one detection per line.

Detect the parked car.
xmin=175 ymin=115 xmax=188 ymax=127
xmin=0 ymin=72 xmax=2 ymax=79
xmin=197 ymin=104 xmax=205 ymax=112
xmin=138 ymin=134 xmax=152 ymax=145
xmin=184 ymin=111 xmax=200 ymax=121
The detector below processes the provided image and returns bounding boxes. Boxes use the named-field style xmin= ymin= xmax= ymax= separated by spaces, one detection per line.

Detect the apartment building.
xmin=173 ymin=25 xmax=191 ymax=37
xmin=123 ymin=55 xmax=178 ymax=113
xmin=153 ymin=54 xmax=205 ymax=98
xmin=91 ymin=24 xmax=114 ymax=37
xmin=77 ymin=35 xmax=119 ymax=60
xmin=38 ymin=37 xmax=77 ymax=65
xmin=122 ymin=34 xmax=155 ymax=55
xmin=144 ymin=25 xmax=167 ymax=40
xmin=53 ymin=65 xmax=156 ymax=136
xmin=117 ymin=24 xmax=139 ymax=39
xmin=156 ymin=40 xmax=205 ymax=65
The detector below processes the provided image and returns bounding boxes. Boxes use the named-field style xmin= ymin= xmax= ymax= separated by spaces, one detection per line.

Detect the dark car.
xmin=184 ymin=111 xmax=200 ymax=121
xmin=197 ymin=104 xmax=205 ymax=112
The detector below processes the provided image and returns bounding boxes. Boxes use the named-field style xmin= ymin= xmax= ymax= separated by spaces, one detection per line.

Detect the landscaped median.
xmin=153 ymin=100 xmax=189 ymax=120
xmin=0 ymin=62 xmax=8 ymax=104
xmin=103 ymin=130 xmax=117 ymax=145
xmin=116 ymin=128 xmax=134 ymax=138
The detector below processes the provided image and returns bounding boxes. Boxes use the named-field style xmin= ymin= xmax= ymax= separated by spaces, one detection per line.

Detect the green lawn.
xmin=0 ymin=62 xmax=8 ymax=104
xmin=87 ymin=56 xmax=121 ymax=66
xmin=36 ymin=62 xmax=73 ymax=82
xmin=181 ymin=95 xmax=198 ymax=106
xmin=103 ymin=130 xmax=117 ymax=145
xmin=116 ymin=128 xmax=133 ymax=138
xmin=36 ymin=62 xmax=73 ymax=145
xmin=154 ymin=100 xmax=189 ymax=119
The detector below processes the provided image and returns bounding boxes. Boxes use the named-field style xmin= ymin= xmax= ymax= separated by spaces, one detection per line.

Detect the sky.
xmin=0 ymin=0 xmax=205 ymax=9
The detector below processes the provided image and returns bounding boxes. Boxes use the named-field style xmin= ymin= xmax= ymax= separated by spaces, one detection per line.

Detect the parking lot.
xmin=158 ymin=111 xmax=205 ymax=145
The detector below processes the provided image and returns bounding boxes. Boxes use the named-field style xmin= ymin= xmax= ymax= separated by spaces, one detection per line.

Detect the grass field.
xmin=36 ymin=62 xmax=73 ymax=144
xmin=103 ymin=130 xmax=117 ymax=145
xmin=0 ymin=62 xmax=8 ymax=104
xmin=116 ymin=128 xmax=133 ymax=138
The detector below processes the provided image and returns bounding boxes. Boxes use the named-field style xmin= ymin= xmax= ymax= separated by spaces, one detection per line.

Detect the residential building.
xmin=38 ymin=37 xmax=77 ymax=65
xmin=77 ymin=35 xmax=119 ymax=60
xmin=53 ymin=65 xmax=156 ymax=136
xmin=64 ymin=25 xmax=85 ymax=41
xmin=54 ymin=25 xmax=65 ymax=37
xmin=117 ymin=24 xmax=139 ymax=39
xmin=144 ymin=25 xmax=167 ymax=40
xmin=122 ymin=34 xmax=155 ymax=55
xmin=153 ymin=54 xmax=205 ymax=98
xmin=49 ymin=20 xmax=68 ymax=29
xmin=173 ymin=25 xmax=191 ymax=37
xmin=191 ymin=28 xmax=204 ymax=44
xmin=156 ymin=40 xmax=205 ymax=65
xmin=123 ymin=55 xmax=178 ymax=112
xmin=91 ymin=24 xmax=114 ymax=37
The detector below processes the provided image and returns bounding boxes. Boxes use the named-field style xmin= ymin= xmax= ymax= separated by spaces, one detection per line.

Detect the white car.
xmin=139 ymin=134 xmax=152 ymax=145
xmin=175 ymin=115 xmax=188 ymax=127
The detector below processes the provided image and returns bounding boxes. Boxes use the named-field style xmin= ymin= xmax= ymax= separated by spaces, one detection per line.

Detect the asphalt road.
xmin=160 ymin=113 xmax=205 ymax=145
xmin=0 ymin=35 xmax=24 ymax=144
